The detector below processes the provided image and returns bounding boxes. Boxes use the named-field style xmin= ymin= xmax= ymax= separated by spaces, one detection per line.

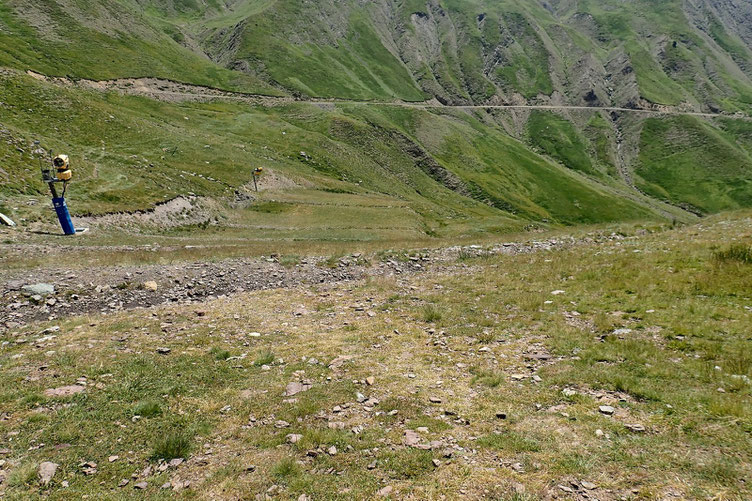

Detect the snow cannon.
xmin=41 ymin=153 xmax=76 ymax=235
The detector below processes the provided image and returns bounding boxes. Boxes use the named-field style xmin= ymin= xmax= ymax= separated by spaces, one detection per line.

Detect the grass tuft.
xmin=253 ymin=350 xmax=275 ymax=366
xmin=151 ymin=431 xmax=192 ymax=461
xmin=421 ymin=304 xmax=443 ymax=323
xmin=210 ymin=346 xmax=231 ymax=361
xmin=133 ymin=399 xmax=162 ymax=418
xmin=7 ymin=463 xmax=37 ymax=487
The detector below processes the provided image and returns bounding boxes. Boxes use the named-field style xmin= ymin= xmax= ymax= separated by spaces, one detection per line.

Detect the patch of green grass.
xmin=470 ymin=367 xmax=505 ymax=387
xmin=477 ymin=431 xmax=542 ymax=453
xmin=421 ymin=304 xmax=443 ymax=323
xmin=380 ymin=448 xmax=435 ymax=479
xmin=6 ymin=462 xmax=37 ymax=487
xmin=253 ymin=350 xmax=275 ymax=366
xmin=151 ymin=430 xmax=193 ymax=461
xmin=271 ymin=457 xmax=302 ymax=483
xmin=210 ymin=346 xmax=231 ymax=361
xmin=713 ymin=243 xmax=752 ymax=265
xmin=133 ymin=399 xmax=162 ymax=418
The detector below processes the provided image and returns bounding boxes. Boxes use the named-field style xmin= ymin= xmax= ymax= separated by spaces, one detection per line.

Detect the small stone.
xmin=625 ymin=423 xmax=646 ymax=433
xmin=432 ymin=459 xmax=441 ymax=467
xmin=285 ymin=381 xmax=311 ymax=396
xmin=365 ymin=376 xmax=375 ymax=386
xmin=581 ymin=481 xmax=597 ymax=490
xmin=118 ymin=479 xmax=130 ymax=488
xmin=143 ymin=281 xmax=158 ymax=291
xmin=595 ymin=429 xmax=604 ymax=437
xmin=495 ymin=412 xmax=507 ymax=420
xmin=327 ymin=446 xmax=338 ymax=455
xmin=108 ymin=456 xmax=119 ymax=463
xmin=161 ymin=482 xmax=171 ymax=489
xmin=156 ymin=347 xmax=171 ymax=355
xmin=80 ymin=462 xmax=97 ymax=475
xmin=134 ymin=481 xmax=148 ymax=489
xmin=275 ymin=420 xmax=290 ymax=428
xmin=377 ymin=486 xmax=393 ymax=497
xmin=22 ymin=283 xmax=55 ymax=296
xmin=599 ymin=405 xmax=615 ymax=415
xmin=44 ymin=385 xmax=84 ymax=398
xmin=551 ymin=290 xmax=565 ymax=295
xmin=38 ymin=462 xmax=58 ymax=485
xmin=356 ymin=392 xmax=367 ymax=403
xmin=367 ymin=460 xmax=377 ymax=470
xmin=429 ymin=396 xmax=442 ymax=404
xmin=286 ymin=434 xmax=303 ymax=444
xmin=404 ymin=430 xmax=422 ymax=447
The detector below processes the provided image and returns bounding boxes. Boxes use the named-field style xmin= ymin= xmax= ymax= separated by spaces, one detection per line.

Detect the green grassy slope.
xmin=0 ymin=70 xmax=662 ymax=243
xmin=636 ymin=116 xmax=752 ymax=213
xmin=3 ymin=1 xmax=752 ymax=110
xmin=0 ymin=1 xmax=279 ymax=94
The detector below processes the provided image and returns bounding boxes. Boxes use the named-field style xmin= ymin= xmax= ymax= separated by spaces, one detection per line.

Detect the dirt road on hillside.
xmin=26 ymin=70 xmax=749 ymax=119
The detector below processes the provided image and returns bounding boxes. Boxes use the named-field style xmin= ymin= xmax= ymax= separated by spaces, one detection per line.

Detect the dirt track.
xmin=26 ymin=70 xmax=749 ymax=119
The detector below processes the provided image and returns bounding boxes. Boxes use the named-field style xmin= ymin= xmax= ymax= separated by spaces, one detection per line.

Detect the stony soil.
xmin=0 ymin=232 xmax=622 ymax=331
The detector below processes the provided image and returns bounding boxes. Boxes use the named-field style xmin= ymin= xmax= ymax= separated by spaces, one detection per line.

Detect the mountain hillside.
xmin=1 ymin=1 xmax=752 ymax=243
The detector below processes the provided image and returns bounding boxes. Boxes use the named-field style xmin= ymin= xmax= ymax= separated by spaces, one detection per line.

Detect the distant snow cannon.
xmin=40 ymin=152 xmax=77 ymax=235
xmin=252 ymin=166 xmax=263 ymax=192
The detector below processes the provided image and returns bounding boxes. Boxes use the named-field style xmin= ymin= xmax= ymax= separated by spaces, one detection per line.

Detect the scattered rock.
xmin=286 ymin=434 xmax=303 ymax=444
xmin=365 ymin=376 xmax=375 ymax=386
xmin=285 ymin=381 xmax=312 ymax=396
xmin=38 ymin=462 xmax=58 ymax=486
xmin=598 ymin=405 xmax=615 ymax=415
xmin=143 ymin=281 xmax=158 ymax=291
xmin=44 ymin=385 xmax=84 ymax=398
xmin=327 ymin=446 xmax=337 ymax=455
xmin=134 ymin=481 xmax=148 ymax=489
xmin=428 ymin=396 xmax=442 ymax=404
xmin=404 ymin=430 xmax=421 ymax=447
xmin=377 ymin=486 xmax=393 ymax=497
xmin=22 ymin=283 xmax=55 ymax=296
xmin=118 ymin=479 xmax=130 ymax=488
xmin=275 ymin=420 xmax=291 ymax=429
xmin=581 ymin=481 xmax=597 ymax=490
xmin=625 ymin=423 xmax=646 ymax=432
xmin=80 ymin=462 xmax=98 ymax=475
xmin=432 ymin=459 xmax=441 ymax=467
xmin=156 ymin=347 xmax=171 ymax=355
xmin=329 ymin=355 xmax=354 ymax=369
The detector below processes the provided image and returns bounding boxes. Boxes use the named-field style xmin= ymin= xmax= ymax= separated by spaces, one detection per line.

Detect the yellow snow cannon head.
xmin=53 ymin=154 xmax=72 ymax=182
